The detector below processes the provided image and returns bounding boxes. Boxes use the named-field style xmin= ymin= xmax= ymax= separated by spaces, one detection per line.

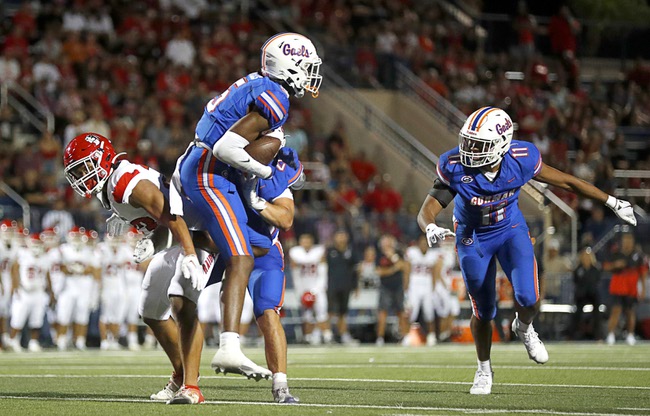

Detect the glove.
xmin=242 ymin=175 xmax=268 ymax=211
xmin=425 ymin=223 xmax=455 ymax=247
xmin=606 ymin=196 xmax=637 ymax=226
xmin=133 ymin=238 xmax=155 ymax=263
xmin=106 ymin=213 xmax=128 ymax=236
xmin=181 ymin=254 xmax=208 ymax=291
xmin=274 ymin=147 xmax=299 ymax=170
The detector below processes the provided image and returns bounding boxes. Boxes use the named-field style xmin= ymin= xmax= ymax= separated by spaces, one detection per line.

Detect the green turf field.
xmin=0 ymin=343 xmax=648 ymax=415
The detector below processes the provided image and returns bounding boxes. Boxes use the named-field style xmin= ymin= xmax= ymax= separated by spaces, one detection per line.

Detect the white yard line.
xmin=0 ymin=394 xmax=641 ymax=416
xmin=1 ymin=374 xmax=648 ymax=390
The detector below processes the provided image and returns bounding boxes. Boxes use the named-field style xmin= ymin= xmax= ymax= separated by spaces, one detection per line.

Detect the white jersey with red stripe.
xmin=100 ymin=160 xmax=204 ymax=235
xmin=59 ymin=243 xmax=98 ymax=278
xmin=98 ymin=243 xmax=130 ymax=282
xmin=432 ymin=245 xmax=457 ymax=294
xmin=289 ymin=245 xmax=327 ymax=293
xmin=15 ymin=250 xmax=49 ymax=292
xmin=405 ymin=246 xmax=438 ymax=290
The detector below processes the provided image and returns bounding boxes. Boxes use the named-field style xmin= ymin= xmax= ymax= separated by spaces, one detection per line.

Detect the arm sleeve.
xmin=212 ymin=131 xmax=273 ymax=179
xmin=428 ymin=178 xmax=457 ymax=208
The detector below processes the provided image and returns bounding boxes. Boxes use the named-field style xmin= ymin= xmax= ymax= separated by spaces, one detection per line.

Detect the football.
xmin=244 ymin=135 xmax=282 ymax=165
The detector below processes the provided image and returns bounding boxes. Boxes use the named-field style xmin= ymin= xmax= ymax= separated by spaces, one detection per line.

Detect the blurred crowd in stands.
xmin=0 ymin=0 xmax=649 ymax=253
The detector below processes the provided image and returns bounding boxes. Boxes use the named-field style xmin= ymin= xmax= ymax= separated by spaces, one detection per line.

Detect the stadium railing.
xmin=0 ymin=81 xmax=54 ymax=135
xmin=0 ymin=181 xmax=30 ymax=229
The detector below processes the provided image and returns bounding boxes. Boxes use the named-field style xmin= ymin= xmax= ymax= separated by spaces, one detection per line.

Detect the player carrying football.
xmin=417 ymin=106 xmax=637 ymax=395
xmin=175 ymin=32 xmax=322 ymax=374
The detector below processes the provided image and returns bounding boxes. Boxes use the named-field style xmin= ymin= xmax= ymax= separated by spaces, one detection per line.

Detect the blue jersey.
xmin=195 ymin=73 xmax=290 ymax=147
xmin=245 ymin=147 xmax=304 ymax=242
xmin=437 ymin=141 xmax=542 ymax=232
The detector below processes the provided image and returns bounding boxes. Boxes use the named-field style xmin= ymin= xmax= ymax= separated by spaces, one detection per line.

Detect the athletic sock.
xmin=478 ymin=359 xmax=492 ymax=373
xmin=220 ymin=331 xmax=240 ymax=349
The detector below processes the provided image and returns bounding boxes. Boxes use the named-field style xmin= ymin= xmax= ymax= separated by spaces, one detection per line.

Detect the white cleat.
xmin=606 ymin=332 xmax=615 ymax=346
xmin=470 ymin=369 xmax=493 ymax=395
xmin=273 ymin=386 xmax=299 ymax=403
xmin=150 ymin=374 xmax=182 ymax=401
xmin=27 ymin=340 xmax=42 ymax=352
xmin=626 ymin=333 xmax=636 ymax=346
xmin=167 ymin=386 xmax=205 ymax=404
xmin=511 ymin=317 xmax=548 ymax=364
xmin=426 ymin=332 xmax=437 ymax=346
xmin=211 ymin=347 xmax=272 ymax=381
xmin=9 ymin=338 xmax=24 ymax=353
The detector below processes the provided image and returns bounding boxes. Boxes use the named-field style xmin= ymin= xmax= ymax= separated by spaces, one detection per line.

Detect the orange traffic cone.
xmin=402 ymin=323 xmax=425 ymax=346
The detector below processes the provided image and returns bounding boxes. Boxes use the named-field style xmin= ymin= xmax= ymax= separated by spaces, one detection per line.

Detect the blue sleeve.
xmin=253 ymin=81 xmax=290 ymax=131
xmin=511 ymin=142 xmax=542 ymax=181
xmin=258 ymin=148 xmax=303 ymax=201
xmin=436 ymin=152 xmax=452 ymax=187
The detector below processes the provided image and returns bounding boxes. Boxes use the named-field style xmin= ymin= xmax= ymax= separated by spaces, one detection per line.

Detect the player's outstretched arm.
xmin=213 ymin=111 xmax=273 ymax=179
xmin=535 ymin=163 xmax=637 ymax=226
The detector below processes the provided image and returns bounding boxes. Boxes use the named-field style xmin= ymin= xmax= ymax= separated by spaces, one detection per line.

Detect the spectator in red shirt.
xmin=329 ymin=180 xmax=362 ymax=214
xmin=350 ymin=150 xmax=378 ymax=185
xmin=364 ymin=174 xmax=403 ymax=214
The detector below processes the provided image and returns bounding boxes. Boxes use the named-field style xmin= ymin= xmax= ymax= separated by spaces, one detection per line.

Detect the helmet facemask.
xmin=459 ymin=132 xmax=509 ymax=168
xmin=64 ymin=151 xmax=109 ymax=198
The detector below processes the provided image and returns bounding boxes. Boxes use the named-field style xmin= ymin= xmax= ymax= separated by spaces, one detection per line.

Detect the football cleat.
xmin=511 ymin=317 xmax=548 ymax=364
xmin=626 ymin=333 xmax=636 ymax=346
xmin=606 ymin=332 xmax=615 ymax=345
xmin=273 ymin=386 xmax=299 ymax=404
xmin=167 ymin=386 xmax=205 ymax=405
xmin=469 ymin=369 xmax=493 ymax=395
xmin=27 ymin=339 xmax=42 ymax=352
xmin=9 ymin=338 xmax=24 ymax=353
xmin=150 ymin=374 xmax=182 ymax=401
xmin=211 ymin=347 xmax=272 ymax=381
xmin=426 ymin=332 xmax=437 ymax=346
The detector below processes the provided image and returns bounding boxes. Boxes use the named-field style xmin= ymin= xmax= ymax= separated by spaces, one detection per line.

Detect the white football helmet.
xmin=261 ymin=33 xmax=322 ymax=98
xmin=459 ymin=107 xmax=514 ymax=168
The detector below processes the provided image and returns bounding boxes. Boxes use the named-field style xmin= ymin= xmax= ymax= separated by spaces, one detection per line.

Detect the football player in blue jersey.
xmin=176 ymin=33 xmax=322 ymax=377
xmin=417 ymin=107 xmax=637 ymax=395
xmin=207 ymin=147 xmax=304 ymax=403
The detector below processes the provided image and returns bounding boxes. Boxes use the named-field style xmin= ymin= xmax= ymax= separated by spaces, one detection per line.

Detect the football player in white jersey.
xmin=98 ymin=234 xmax=130 ymax=350
xmin=63 ymin=132 xmax=263 ymax=404
xmin=57 ymin=226 xmax=100 ymax=350
xmin=432 ymin=239 xmax=460 ymax=340
xmin=404 ymin=235 xmax=440 ymax=346
xmin=7 ymin=233 xmax=55 ymax=352
xmin=0 ymin=219 xmax=18 ymax=349
xmin=123 ymin=230 xmax=145 ymax=350
xmin=41 ymin=227 xmax=64 ymax=345
xmin=289 ymin=233 xmax=332 ymax=345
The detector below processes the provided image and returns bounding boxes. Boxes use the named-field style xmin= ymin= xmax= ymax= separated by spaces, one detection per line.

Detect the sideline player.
xmin=176 ymin=32 xmax=322 ymax=371
xmin=289 ymin=233 xmax=330 ymax=345
xmin=7 ymin=233 xmax=55 ymax=352
xmin=63 ymin=133 xmax=209 ymax=403
xmin=404 ymin=234 xmax=439 ymax=346
xmin=417 ymin=106 xmax=637 ymax=395
xmin=0 ymin=220 xmax=18 ymax=349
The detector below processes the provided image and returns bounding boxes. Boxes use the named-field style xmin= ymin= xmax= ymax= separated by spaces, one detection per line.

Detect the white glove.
xmin=425 ymin=223 xmax=455 ymax=247
xmin=181 ymin=254 xmax=207 ymax=290
xmin=106 ymin=213 xmax=128 ymax=237
xmin=133 ymin=238 xmax=155 ymax=264
xmin=242 ymin=176 xmax=268 ymax=211
xmin=606 ymin=196 xmax=637 ymax=226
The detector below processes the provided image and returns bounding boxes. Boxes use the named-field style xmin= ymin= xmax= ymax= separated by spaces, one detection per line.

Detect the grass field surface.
xmin=0 ymin=343 xmax=648 ymax=415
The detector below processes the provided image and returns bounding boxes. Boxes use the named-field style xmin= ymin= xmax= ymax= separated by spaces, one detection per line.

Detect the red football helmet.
xmin=68 ymin=226 xmax=88 ymax=247
xmin=40 ymin=227 xmax=60 ymax=249
xmin=27 ymin=233 xmax=46 ymax=255
xmin=63 ymin=133 xmax=124 ymax=198
xmin=0 ymin=219 xmax=17 ymax=242
xmin=301 ymin=291 xmax=316 ymax=309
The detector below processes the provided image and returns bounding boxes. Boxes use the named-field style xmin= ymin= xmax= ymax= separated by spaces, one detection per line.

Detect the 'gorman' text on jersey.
xmin=436 ymin=141 xmax=542 ymax=232
xmin=195 ymin=72 xmax=290 ymax=148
